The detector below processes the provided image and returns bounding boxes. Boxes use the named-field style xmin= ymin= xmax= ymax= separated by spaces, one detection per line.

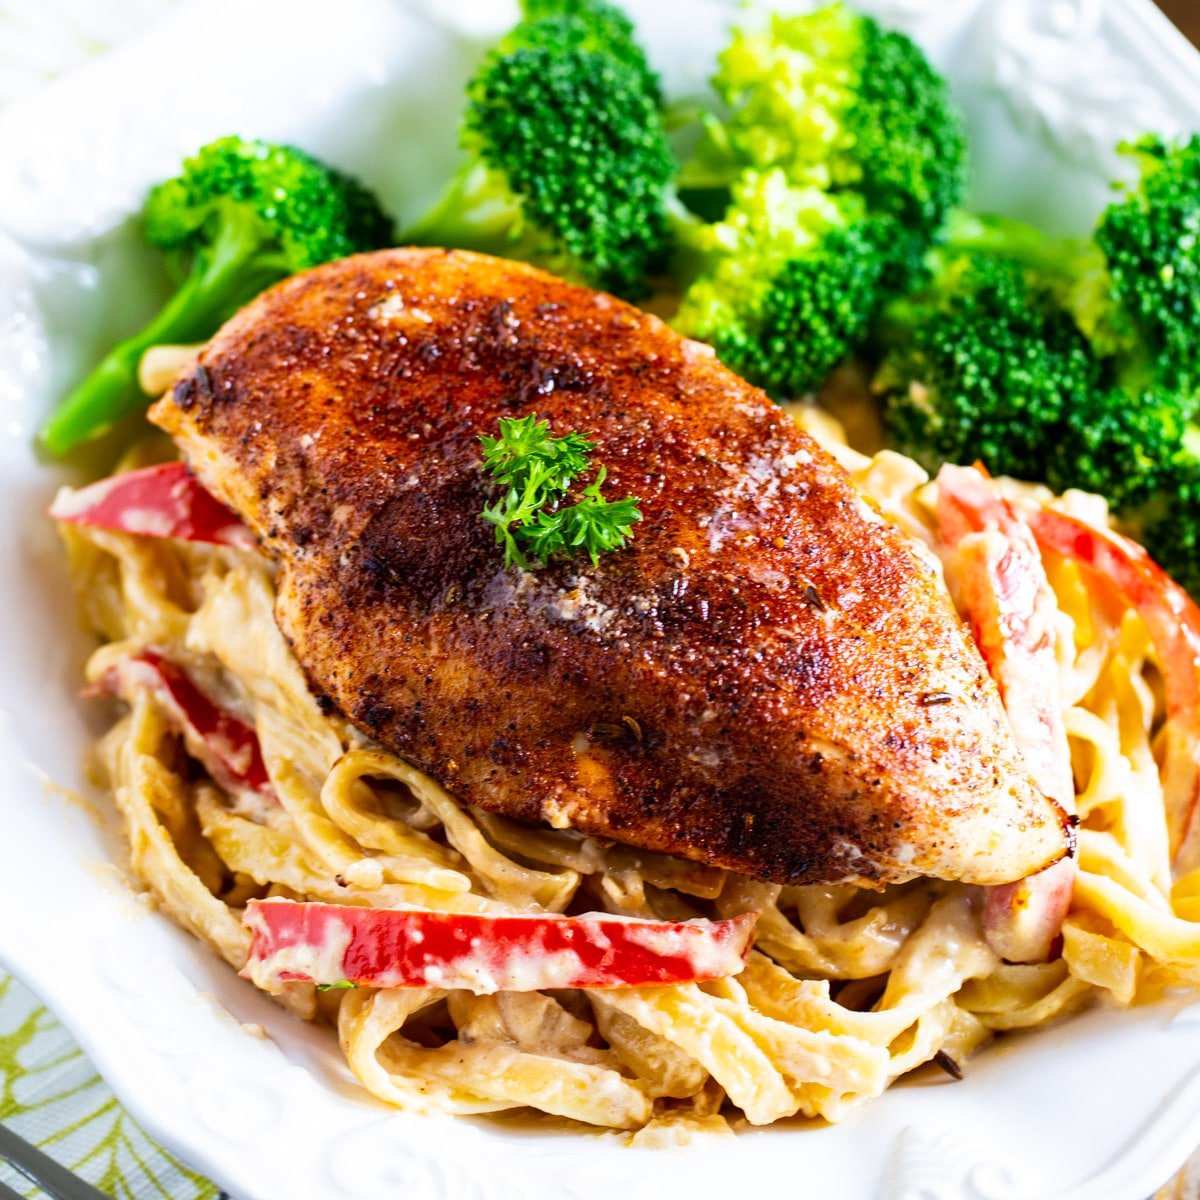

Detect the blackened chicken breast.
xmin=151 ymin=248 xmax=1071 ymax=886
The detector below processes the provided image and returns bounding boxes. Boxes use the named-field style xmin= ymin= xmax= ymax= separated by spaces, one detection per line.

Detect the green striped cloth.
xmin=0 ymin=972 xmax=223 ymax=1199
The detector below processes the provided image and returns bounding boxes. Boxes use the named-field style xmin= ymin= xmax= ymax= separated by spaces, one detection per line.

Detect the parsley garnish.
xmin=316 ymin=980 xmax=357 ymax=991
xmin=480 ymin=415 xmax=641 ymax=569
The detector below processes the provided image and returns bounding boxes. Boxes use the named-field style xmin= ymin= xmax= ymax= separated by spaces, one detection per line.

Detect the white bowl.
xmin=2 ymin=2 xmax=1199 ymax=1197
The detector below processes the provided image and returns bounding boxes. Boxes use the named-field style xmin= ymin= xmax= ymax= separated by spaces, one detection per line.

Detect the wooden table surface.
xmin=1157 ymin=0 xmax=1199 ymax=45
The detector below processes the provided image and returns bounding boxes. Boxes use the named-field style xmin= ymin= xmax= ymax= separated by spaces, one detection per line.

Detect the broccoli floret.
xmin=876 ymin=250 xmax=1102 ymax=480
xmin=43 ymin=136 xmax=392 ymax=455
xmin=1094 ymin=136 xmax=1200 ymax=398
xmin=943 ymin=138 xmax=1200 ymax=401
xmin=668 ymin=2 xmax=965 ymax=387
xmin=144 ymin=137 xmax=391 ymax=272
xmin=878 ymin=236 xmax=1193 ymax=498
xmin=1045 ymin=384 xmax=1192 ymax=512
xmin=1138 ymin=460 xmax=1200 ymax=599
xmin=521 ymin=0 xmax=661 ymax=103
xmin=862 ymin=130 xmax=1200 ymax=597
xmin=875 ymin=211 xmax=1200 ymax=597
xmin=878 ymin=180 xmax=1200 ymax=487
xmin=403 ymin=0 xmax=673 ymax=299
xmin=672 ymin=169 xmax=889 ymax=398
xmin=684 ymin=3 xmax=967 ymax=249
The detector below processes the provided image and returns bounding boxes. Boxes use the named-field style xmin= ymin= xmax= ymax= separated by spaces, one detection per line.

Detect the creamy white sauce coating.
xmin=617 ymin=922 xmax=744 ymax=977
xmin=243 ymin=911 xmax=353 ymax=991
xmin=49 ymin=477 xmax=124 ymax=519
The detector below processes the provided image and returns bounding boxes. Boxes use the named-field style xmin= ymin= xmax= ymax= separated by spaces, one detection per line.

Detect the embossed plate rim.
xmin=1 ymin=1 xmax=1200 ymax=1197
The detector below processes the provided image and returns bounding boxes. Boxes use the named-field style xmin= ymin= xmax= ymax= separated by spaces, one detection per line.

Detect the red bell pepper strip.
xmin=241 ymin=899 xmax=759 ymax=994
xmin=937 ymin=465 xmax=1076 ymax=962
xmin=1024 ymin=503 xmax=1200 ymax=868
xmin=938 ymin=466 xmax=1076 ymax=809
xmin=96 ymin=651 xmax=273 ymax=799
xmin=49 ymin=461 xmax=255 ymax=550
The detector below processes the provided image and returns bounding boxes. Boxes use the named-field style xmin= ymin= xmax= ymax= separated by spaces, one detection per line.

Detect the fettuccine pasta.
xmin=61 ymin=409 xmax=1200 ymax=1141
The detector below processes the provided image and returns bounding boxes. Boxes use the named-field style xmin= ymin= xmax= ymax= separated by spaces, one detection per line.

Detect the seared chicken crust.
xmin=151 ymin=248 xmax=1071 ymax=886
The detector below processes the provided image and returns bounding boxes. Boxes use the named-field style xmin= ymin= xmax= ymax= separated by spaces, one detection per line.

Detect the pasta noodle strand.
xmin=63 ymin=422 xmax=1200 ymax=1133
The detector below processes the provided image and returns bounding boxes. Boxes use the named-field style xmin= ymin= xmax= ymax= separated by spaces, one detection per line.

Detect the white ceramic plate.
xmin=2 ymin=2 xmax=1200 ymax=1197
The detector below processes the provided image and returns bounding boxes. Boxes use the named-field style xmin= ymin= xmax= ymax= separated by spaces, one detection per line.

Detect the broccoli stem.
xmin=43 ymin=214 xmax=286 ymax=455
xmin=663 ymin=201 xmax=716 ymax=291
xmin=942 ymin=210 xmax=1114 ymax=323
xmin=673 ymin=114 xmax=741 ymax=193
xmin=941 ymin=210 xmax=1097 ymax=276
xmin=402 ymin=161 xmax=524 ymax=254
xmin=941 ymin=210 xmax=1147 ymax=369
